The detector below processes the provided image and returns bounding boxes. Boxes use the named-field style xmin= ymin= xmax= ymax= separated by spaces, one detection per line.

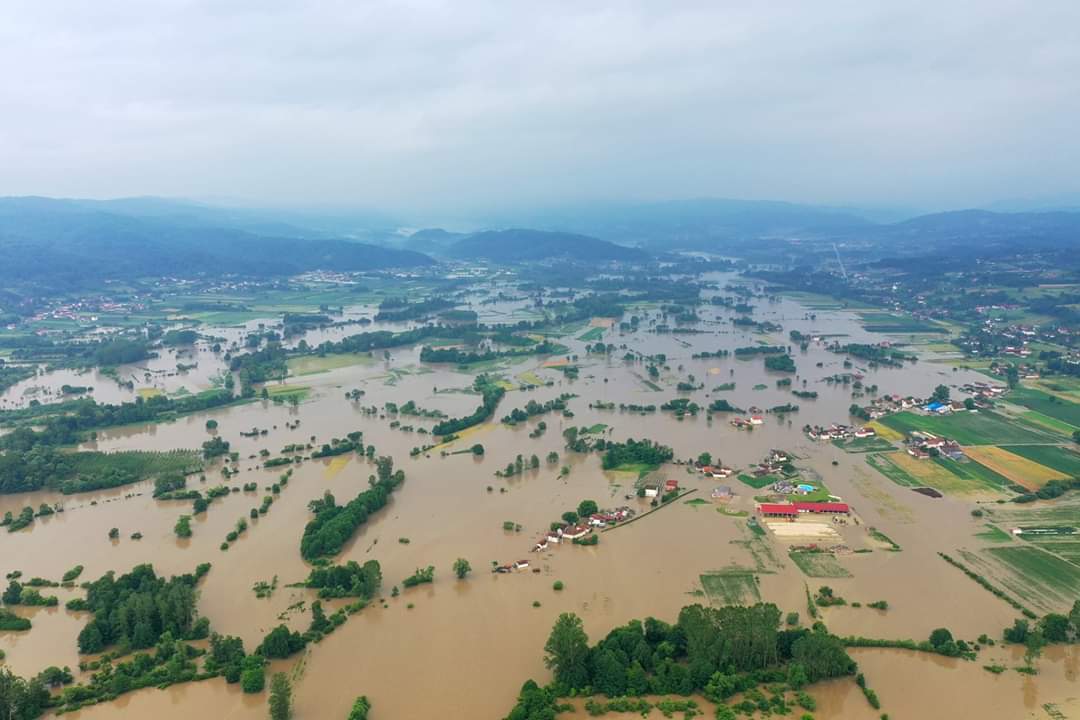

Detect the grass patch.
xmin=832 ymin=436 xmax=896 ymax=454
xmin=975 ymin=524 xmax=1013 ymax=543
xmin=577 ymin=326 xmax=606 ymax=342
xmin=609 ymin=463 xmax=659 ymax=479
xmin=737 ymin=473 xmax=777 ymax=490
xmin=1000 ymin=444 xmax=1080 ymax=476
xmin=877 ymin=410 xmax=1054 ymax=445
xmin=582 ymin=423 xmax=609 ymax=434
xmin=716 ymin=507 xmax=748 ymax=517
xmin=788 ymin=551 xmax=851 ymax=578
xmin=265 ymin=384 xmax=311 ymax=401
xmin=699 ymin=568 xmax=760 ymax=605
xmin=684 ymin=498 xmax=710 ymax=507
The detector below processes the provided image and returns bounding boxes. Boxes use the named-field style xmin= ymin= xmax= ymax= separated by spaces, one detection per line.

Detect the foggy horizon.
xmin=4 ymin=1 xmax=1080 ymax=215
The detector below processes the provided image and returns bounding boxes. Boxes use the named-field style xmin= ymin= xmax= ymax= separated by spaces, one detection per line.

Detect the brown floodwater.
xmin=2 ymin=277 xmax=1074 ymax=719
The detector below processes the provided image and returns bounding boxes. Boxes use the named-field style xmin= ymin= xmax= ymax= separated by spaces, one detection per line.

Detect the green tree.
xmin=544 ymin=612 xmax=590 ymax=689
xmin=697 ymin=452 xmax=712 ymax=467
xmin=0 ymin=667 xmax=50 ymax=720
xmin=241 ymin=655 xmax=265 ymax=693
xmin=929 ymin=628 xmax=953 ymax=648
xmin=268 ymin=672 xmax=292 ymax=720
xmin=1039 ymin=613 xmax=1070 ymax=643
xmin=577 ymin=500 xmax=599 ymax=518
xmin=174 ymin=515 xmax=193 ymax=538
xmin=931 ymin=385 xmax=950 ymax=403
xmin=452 ymin=558 xmax=472 ymax=580
xmin=1024 ymin=629 xmax=1045 ymax=668
xmin=347 ymin=695 xmax=371 ymax=720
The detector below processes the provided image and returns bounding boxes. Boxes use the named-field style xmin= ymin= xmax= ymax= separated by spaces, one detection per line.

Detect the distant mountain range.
xmin=0 ymin=197 xmax=432 ymax=289
xmin=4 ymin=195 xmax=1080 ymax=289
xmin=433 ymin=228 xmax=647 ymax=262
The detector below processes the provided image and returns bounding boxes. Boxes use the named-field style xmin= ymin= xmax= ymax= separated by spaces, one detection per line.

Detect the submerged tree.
xmin=347 ymin=695 xmax=371 ymax=720
xmin=544 ymin=612 xmax=590 ymax=689
xmin=268 ymin=672 xmax=292 ymax=720
xmin=452 ymin=558 xmax=472 ymax=580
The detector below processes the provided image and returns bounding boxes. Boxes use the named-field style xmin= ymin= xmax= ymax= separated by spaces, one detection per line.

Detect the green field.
xmin=999 ymin=444 xmax=1080 ymax=476
xmin=857 ymin=312 xmax=947 ymax=334
xmin=1020 ymin=410 xmax=1079 ymax=436
xmin=864 ymin=452 xmax=1010 ymax=495
xmin=577 ymin=326 xmax=606 ymax=342
xmin=986 ymin=495 xmax=1080 ymax=527
xmin=265 ymin=384 xmax=311 ymax=401
xmin=974 ymin=524 xmax=1012 ymax=543
xmin=287 ymin=353 xmax=374 ymax=376
xmin=984 ymin=546 xmax=1080 ymax=611
xmin=70 ymin=450 xmax=202 ymax=478
xmin=934 ymin=457 xmax=1013 ymax=491
xmin=788 ymin=551 xmax=851 ymax=578
xmin=832 ymin=436 xmax=897 ymax=454
xmin=1022 ymin=535 xmax=1080 ymax=565
xmin=1006 ymin=388 xmax=1080 ymax=430
xmin=737 ymin=473 xmax=777 ymax=490
xmin=877 ymin=410 xmax=1054 ymax=445
xmin=700 ymin=568 xmax=761 ymax=605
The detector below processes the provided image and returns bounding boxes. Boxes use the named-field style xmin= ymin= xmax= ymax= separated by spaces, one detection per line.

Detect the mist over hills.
xmin=4 ymin=194 xmax=1080 ymax=290
xmin=0 ymin=197 xmax=431 ymax=289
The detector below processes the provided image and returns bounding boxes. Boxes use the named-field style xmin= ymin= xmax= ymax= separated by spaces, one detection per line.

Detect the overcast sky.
xmin=2 ymin=1 xmax=1079 ymax=214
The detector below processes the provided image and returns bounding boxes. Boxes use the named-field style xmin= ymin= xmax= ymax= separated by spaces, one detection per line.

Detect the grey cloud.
xmin=1 ymin=0 xmax=1078 ymax=214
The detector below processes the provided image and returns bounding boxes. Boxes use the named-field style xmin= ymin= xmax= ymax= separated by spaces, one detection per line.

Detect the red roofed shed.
xmin=758 ymin=504 xmax=797 ymax=517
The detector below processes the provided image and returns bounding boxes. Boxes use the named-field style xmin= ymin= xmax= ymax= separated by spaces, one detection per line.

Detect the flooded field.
xmin=2 ymin=276 xmax=1076 ymax=719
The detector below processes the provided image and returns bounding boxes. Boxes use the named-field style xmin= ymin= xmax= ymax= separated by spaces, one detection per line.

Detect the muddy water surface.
xmin=2 ymin=279 xmax=1074 ymax=719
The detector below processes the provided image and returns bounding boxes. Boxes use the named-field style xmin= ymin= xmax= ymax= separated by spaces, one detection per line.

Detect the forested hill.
xmin=0 ymin=197 xmax=434 ymax=288
xmin=448 ymin=228 xmax=647 ymax=262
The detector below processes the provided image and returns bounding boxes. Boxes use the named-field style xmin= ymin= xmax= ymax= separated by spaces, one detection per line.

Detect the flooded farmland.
xmin=2 ymin=276 xmax=1077 ymax=719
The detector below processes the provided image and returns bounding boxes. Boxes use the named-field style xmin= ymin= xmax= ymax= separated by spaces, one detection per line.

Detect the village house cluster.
xmin=531 ymin=506 xmax=635 ymax=552
xmin=804 ymin=424 xmax=876 ymax=441
xmin=904 ymin=431 xmax=965 ymax=460
xmin=747 ymin=449 xmax=794 ymax=478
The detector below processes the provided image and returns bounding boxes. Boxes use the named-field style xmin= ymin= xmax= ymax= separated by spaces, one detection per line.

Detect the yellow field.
xmin=589 ymin=317 xmax=617 ymax=328
xmin=137 ymin=387 xmax=164 ymax=399
xmin=867 ymin=421 xmax=904 ymax=442
xmin=516 ymin=370 xmax=546 ymax=387
xmin=543 ymin=358 xmax=570 ymax=368
xmin=430 ymin=421 xmax=493 ymax=452
xmin=884 ymin=452 xmax=991 ymax=495
xmin=962 ymin=446 xmax=1065 ymax=490
xmin=322 ymin=454 xmax=353 ymax=480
